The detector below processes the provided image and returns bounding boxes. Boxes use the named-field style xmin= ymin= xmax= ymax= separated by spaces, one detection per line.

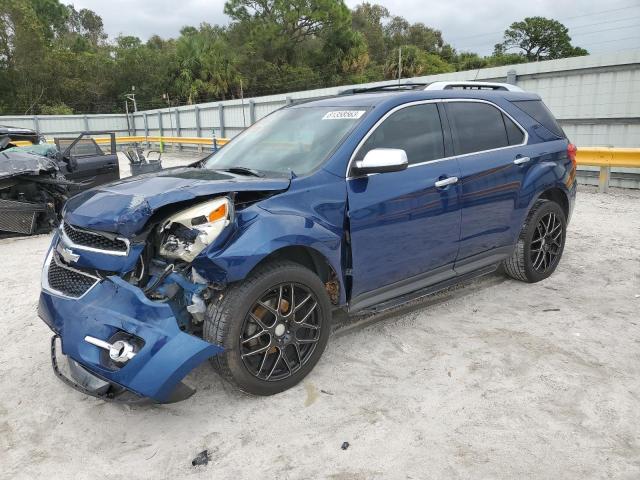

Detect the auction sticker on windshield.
xmin=322 ymin=110 xmax=366 ymax=120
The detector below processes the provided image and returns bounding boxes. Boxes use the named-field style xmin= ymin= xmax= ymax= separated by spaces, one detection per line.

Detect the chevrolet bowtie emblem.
xmin=57 ymin=244 xmax=80 ymax=263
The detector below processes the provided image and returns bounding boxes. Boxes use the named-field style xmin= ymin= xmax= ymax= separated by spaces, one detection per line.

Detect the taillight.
xmin=567 ymin=143 xmax=577 ymax=170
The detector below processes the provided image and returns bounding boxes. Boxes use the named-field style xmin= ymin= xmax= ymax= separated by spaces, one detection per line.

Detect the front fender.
xmin=192 ymin=206 xmax=346 ymax=304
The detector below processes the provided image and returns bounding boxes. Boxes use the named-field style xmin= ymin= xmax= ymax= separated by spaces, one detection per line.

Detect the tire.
xmin=204 ymin=260 xmax=332 ymax=395
xmin=503 ymin=199 xmax=567 ymax=283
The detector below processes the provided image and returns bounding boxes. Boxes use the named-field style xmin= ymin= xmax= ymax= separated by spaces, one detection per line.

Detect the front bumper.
xmin=39 ymin=273 xmax=224 ymax=403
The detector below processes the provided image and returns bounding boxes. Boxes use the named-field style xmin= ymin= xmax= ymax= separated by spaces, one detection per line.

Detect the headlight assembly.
xmin=158 ymin=197 xmax=233 ymax=262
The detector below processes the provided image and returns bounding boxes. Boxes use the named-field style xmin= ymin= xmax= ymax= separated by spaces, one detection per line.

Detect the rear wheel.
xmin=503 ymin=199 xmax=567 ymax=283
xmin=204 ymin=261 xmax=331 ymax=395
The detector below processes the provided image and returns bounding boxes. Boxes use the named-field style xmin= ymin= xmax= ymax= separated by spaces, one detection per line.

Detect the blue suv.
xmin=39 ymin=81 xmax=577 ymax=403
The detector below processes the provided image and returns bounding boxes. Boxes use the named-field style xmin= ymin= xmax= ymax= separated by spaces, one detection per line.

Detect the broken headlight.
xmin=158 ymin=197 xmax=233 ymax=262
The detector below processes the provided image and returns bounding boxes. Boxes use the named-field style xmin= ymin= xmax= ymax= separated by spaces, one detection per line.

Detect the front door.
xmin=57 ymin=137 xmax=120 ymax=189
xmin=347 ymin=102 xmax=462 ymax=307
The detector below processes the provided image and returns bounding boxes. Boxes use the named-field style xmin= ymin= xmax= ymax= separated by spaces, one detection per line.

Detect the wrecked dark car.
xmin=0 ymin=125 xmax=45 ymax=150
xmin=39 ymin=83 xmax=576 ymax=404
xmin=0 ymin=132 xmax=120 ymax=235
xmin=0 ymin=144 xmax=69 ymax=235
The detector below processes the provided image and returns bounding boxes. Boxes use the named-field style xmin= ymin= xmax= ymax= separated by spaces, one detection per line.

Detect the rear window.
xmin=511 ymin=100 xmax=564 ymax=138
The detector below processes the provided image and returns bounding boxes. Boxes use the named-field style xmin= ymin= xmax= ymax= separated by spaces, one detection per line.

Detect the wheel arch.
xmin=511 ymin=179 xmax=571 ymax=247
xmin=537 ymin=187 xmax=570 ymax=219
xmin=246 ymin=245 xmax=341 ymax=305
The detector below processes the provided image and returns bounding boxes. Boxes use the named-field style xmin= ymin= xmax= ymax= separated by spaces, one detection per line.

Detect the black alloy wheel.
xmin=204 ymin=261 xmax=331 ymax=395
xmin=529 ymin=211 xmax=564 ymax=273
xmin=240 ymin=283 xmax=321 ymax=381
xmin=503 ymin=199 xmax=567 ymax=283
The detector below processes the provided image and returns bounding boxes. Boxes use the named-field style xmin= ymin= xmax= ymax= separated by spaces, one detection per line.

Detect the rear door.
xmin=56 ymin=137 xmax=119 ymax=188
xmin=444 ymin=100 xmax=530 ymax=271
xmin=347 ymin=102 xmax=462 ymax=307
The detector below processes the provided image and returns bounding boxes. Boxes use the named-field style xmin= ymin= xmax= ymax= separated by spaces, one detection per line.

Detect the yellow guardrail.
xmin=576 ymin=147 xmax=640 ymax=193
xmin=576 ymin=147 xmax=640 ymax=168
xmin=92 ymin=136 xmax=230 ymax=150
xmin=10 ymin=136 xmax=230 ymax=149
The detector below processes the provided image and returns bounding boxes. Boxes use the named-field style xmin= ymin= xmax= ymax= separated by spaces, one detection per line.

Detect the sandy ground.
xmin=0 ymin=157 xmax=639 ymax=479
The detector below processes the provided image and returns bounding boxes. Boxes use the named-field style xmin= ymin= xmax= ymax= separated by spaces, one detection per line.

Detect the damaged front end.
xmin=0 ymin=149 xmax=70 ymax=235
xmin=39 ymin=169 xmax=289 ymax=403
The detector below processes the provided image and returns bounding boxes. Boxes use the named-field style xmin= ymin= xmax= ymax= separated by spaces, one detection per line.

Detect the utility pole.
xmin=240 ymin=78 xmax=246 ymax=128
xmin=125 ymin=86 xmax=137 ymax=112
xmin=124 ymin=100 xmax=132 ymax=135
xmin=124 ymin=86 xmax=137 ymax=136
xmin=162 ymin=93 xmax=174 ymax=137
xmin=398 ymin=47 xmax=402 ymax=84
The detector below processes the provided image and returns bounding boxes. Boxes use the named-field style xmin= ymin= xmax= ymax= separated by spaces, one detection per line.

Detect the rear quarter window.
xmin=511 ymin=100 xmax=565 ymax=138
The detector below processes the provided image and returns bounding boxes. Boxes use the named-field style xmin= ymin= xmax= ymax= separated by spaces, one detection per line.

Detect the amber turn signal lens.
xmin=207 ymin=203 xmax=227 ymax=222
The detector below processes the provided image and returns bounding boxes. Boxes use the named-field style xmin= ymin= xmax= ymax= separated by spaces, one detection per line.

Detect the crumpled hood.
xmin=0 ymin=150 xmax=58 ymax=180
xmin=64 ymin=167 xmax=290 ymax=236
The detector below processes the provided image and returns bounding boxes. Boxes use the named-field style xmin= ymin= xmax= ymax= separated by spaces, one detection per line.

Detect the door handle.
xmin=513 ymin=156 xmax=531 ymax=165
xmin=434 ymin=176 xmax=459 ymax=188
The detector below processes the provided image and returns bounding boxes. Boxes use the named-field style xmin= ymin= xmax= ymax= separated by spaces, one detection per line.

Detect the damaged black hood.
xmin=0 ymin=150 xmax=59 ymax=180
xmin=64 ymin=167 xmax=291 ymax=236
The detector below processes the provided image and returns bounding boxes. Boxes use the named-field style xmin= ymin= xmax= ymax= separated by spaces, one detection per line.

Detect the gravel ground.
xmin=0 ymin=157 xmax=639 ymax=479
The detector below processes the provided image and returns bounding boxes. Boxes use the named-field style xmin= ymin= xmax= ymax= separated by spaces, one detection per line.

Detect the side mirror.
xmin=62 ymin=150 xmax=77 ymax=171
xmin=352 ymin=148 xmax=408 ymax=175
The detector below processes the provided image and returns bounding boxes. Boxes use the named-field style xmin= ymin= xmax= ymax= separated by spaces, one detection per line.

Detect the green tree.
xmin=494 ymin=16 xmax=588 ymax=61
xmin=384 ymin=16 xmax=449 ymax=55
xmin=0 ymin=0 xmax=48 ymax=113
xmin=223 ymin=0 xmax=367 ymax=94
xmin=384 ymin=45 xmax=453 ymax=79
xmin=225 ymin=0 xmax=353 ymax=65
xmin=174 ymin=24 xmax=241 ymax=102
xmin=30 ymin=0 xmax=69 ymax=41
xmin=39 ymin=102 xmax=73 ymax=114
xmin=351 ymin=3 xmax=389 ymax=64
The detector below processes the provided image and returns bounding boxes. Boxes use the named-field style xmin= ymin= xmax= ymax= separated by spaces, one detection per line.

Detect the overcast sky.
xmin=69 ymin=0 xmax=640 ymax=56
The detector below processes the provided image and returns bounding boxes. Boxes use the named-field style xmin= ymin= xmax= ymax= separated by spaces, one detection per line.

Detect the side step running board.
xmin=356 ymin=265 xmax=498 ymax=315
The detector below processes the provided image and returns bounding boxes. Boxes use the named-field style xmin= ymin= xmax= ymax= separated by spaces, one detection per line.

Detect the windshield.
xmin=204 ymin=106 xmax=368 ymax=176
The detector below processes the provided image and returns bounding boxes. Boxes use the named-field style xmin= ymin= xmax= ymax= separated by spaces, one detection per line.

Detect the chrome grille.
xmin=43 ymin=251 xmax=100 ymax=299
xmin=62 ymin=222 xmax=128 ymax=253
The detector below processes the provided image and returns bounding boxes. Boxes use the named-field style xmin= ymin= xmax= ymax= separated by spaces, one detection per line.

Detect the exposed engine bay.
xmin=0 ymin=148 xmax=70 ymax=236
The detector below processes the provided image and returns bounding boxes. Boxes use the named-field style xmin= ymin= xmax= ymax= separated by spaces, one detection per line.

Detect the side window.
xmin=446 ymin=102 xmax=509 ymax=155
xmin=503 ymin=113 xmax=525 ymax=145
xmin=58 ymin=138 xmax=103 ymax=157
xmin=356 ymin=103 xmax=444 ymax=165
xmin=71 ymin=139 xmax=103 ymax=157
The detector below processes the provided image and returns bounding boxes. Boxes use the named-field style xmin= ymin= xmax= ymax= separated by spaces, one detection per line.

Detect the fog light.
xmin=84 ymin=335 xmax=137 ymax=364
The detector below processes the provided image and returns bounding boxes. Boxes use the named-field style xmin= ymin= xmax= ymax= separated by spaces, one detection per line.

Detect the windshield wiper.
xmin=222 ymin=167 xmax=265 ymax=177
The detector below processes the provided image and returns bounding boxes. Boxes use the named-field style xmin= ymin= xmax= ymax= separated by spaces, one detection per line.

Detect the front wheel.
xmin=204 ymin=261 xmax=332 ymax=395
xmin=503 ymin=199 xmax=567 ymax=283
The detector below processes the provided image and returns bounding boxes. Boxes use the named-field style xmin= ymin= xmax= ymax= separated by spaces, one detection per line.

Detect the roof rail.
xmin=424 ymin=81 xmax=523 ymax=92
xmin=339 ymin=83 xmax=428 ymax=95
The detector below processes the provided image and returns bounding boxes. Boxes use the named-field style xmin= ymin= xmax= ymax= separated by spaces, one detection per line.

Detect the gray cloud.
xmin=69 ymin=0 xmax=640 ymax=55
